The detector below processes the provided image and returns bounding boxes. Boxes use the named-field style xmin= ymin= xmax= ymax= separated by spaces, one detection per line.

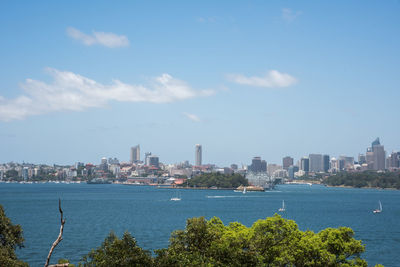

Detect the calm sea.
xmin=0 ymin=183 xmax=399 ymax=266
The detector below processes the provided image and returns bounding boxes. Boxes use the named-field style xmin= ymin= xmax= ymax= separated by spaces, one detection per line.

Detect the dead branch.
xmin=44 ymin=199 xmax=66 ymax=267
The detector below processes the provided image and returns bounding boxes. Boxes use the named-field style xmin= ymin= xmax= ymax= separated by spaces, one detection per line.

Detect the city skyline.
xmin=0 ymin=1 xmax=399 ymax=165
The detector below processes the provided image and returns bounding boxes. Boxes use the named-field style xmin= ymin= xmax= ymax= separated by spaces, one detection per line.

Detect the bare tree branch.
xmin=44 ymin=199 xmax=66 ymax=267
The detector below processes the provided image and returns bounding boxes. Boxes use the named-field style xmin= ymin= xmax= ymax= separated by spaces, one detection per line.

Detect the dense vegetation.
xmin=0 ymin=205 xmax=28 ymax=267
xmin=324 ymin=171 xmax=400 ymax=189
xmin=80 ymin=215 xmax=373 ymax=267
xmin=186 ymin=173 xmax=248 ymax=188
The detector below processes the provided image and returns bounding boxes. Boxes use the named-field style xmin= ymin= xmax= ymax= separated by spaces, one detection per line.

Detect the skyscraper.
xmin=249 ymin=157 xmax=267 ymax=173
xmin=300 ymin=157 xmax=309 ymax=172
xmin=309 ymin=154 xmax=323 ymax=172
xmin=367 ymin=138 xmax=386 ymax=171
xmin=282 ymin=156 xmax=294 ymax=170
xmin=195 ymin=144 xmax=202 ymax=166
xmin=372 ymin=145 xmax=385 ymax=170
xmin=130 ymin=145 xmax=140 ymax=163
xmin=323 ymin=155 xmax=330 ymax=172
xmin=388 ymin=152 xmax=400 ymax=169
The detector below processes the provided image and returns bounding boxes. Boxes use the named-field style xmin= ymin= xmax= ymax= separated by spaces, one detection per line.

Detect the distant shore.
xmin=324 ymin=184 xmax=398 ymax=190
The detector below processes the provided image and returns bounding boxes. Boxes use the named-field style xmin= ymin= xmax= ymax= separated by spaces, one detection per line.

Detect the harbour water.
xmin=0 ymin=183 xmax=399 ymax=266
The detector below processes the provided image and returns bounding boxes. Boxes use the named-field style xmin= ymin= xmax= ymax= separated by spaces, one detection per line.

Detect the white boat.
xmin=373 ymin=201 xmax=382 ymax=213
xmin=243 ymin=186 xmax=247 ymax=194
xmin=170 ymin=190 xmax=181 ymax=201
xmin=278 ymin=200 xmax=285 ymax=212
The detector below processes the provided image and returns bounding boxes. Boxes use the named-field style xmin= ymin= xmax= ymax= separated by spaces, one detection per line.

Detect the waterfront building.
xmin=300 ymin=157 xmax=309 ymax=172
xmin=282 ymin=156 xmax=294 ymax=170
xmin=288 ymin=165 xmax=299 ymax=179
xmin=22 ymin=167 xmax=29 ymax=181
xmin=130 ymin=145 xmax=140 ymax=163
xmin=195 ymin=144 xmax=202 ymax=166
xmin=246 ymin=171 xmax=272 ymax=188
xmin=309 ymin=154 xmax=323 ymax=172
xmin=267 ymin=164 xmax=281 ymax=177
xmin=249 ymin=157 xmax=267 ymax=173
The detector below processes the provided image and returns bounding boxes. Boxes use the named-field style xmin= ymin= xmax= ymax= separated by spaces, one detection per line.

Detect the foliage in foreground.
xmin=79 ymin=231 xmax=153 ymax=267
xmin=80 ymin=214 xmax=372 ymax=267
xmin=187 ymin=173 xmax=248 ymax=188
xmin=0 ymin=205 xmax=28 ymax=267
xmin=324 ymin=171 xmax=400 ymax=189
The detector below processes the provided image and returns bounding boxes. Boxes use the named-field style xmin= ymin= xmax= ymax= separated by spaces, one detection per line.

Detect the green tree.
xmin=0 ymin=205 xmax=28 ymax=267
xmin=155 ymin=214 xmax=370 ymax=267
xmin=79 ymin=231 xmax=153 ymax=267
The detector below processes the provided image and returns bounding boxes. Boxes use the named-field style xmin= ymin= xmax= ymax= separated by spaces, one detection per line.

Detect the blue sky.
xmin=0 ymin=1 xmax=399 ymax=166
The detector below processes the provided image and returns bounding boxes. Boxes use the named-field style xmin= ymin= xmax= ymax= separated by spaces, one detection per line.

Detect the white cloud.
xmin=226 ymin=70 xmax=297 ymax=88
xmin=282 ymin=8 xmax=302 ymax=23
xmin=66 ymin=27 xmax=129 ymax=48
xmin=0 ymin=68 xmax=214 ymax=122
xmin=183 ymin=112 xmax=201 ymax=122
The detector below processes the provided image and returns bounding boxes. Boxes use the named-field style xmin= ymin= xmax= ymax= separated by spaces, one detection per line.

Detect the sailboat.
xmin=170 ymin=189 xmax=181 ymax=201
xmin=243 ymin=186 xmax=247 ymax=194
xmin=278 ymin=200 xmax=285 ymax=212
xmin=373 ymin=201 xmax=382 ymax=213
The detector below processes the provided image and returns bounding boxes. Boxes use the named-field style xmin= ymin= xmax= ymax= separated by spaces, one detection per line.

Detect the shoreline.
xmin=324 ymin=184 xmax=398 ymax=191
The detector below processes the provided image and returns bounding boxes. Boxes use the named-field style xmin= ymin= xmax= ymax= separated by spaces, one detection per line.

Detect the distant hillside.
xmin=324 ymin=171 xmax=400 ymax=189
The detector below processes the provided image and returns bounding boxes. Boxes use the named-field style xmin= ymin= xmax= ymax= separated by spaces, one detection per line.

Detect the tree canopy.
xmin=0 ymin=204 xmax=28 ymax=267
xmin=154 ymin=214 xmax=368 ymax=267
xmin=79 ymin=231 xmax=153 ymax=267
xmin=187 ymin=173 xmax=248 ymax=188
xmin=324 ymin=171 xmax=400 ymax=189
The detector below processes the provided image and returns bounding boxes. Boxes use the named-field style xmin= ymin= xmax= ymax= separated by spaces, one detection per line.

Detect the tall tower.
xmin=195 ymin=144 xmax=202 ymax=166
xmin=282 ymin=156 xmax=294 ymax=170
xmin=130 ymin=145 xmax=140 ymax=163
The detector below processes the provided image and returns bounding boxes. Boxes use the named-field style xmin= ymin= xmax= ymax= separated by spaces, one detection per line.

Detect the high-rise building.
xmin=367 ymin=138 xmax=386 ymax=171
xmin=389 ymin=152 xmax=400 ymax=168
xmin=300 ymin=157 xmax=309 ymax=172
xmin=338 ymin=156 xmax=354 ymax=170
xmin=323 ymin=155 xmax=330 ymax=172
xmin=372 ymin=145 xmax=385 ymax=170
xmin=282 ymin=156 xmax=294 ymax=170
xmin=309 ymin=154 xmax=323 ymax=172
xmin=130 ymin=145 xmax=140 ymax=163
xmin=195 ymin=144 xmax=202 ymax=166
xmin=148 ymin=155 xmax=159 ymax=168
xmin=100 ymin=157 xmax=108 ymax=171
xmin=145 ymin=152 xmax=152 ymax=165
xmin=288 ymin=165 xmax=299 ymax=179
xmin=249 ymin=157 xmax=267 ymax=173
